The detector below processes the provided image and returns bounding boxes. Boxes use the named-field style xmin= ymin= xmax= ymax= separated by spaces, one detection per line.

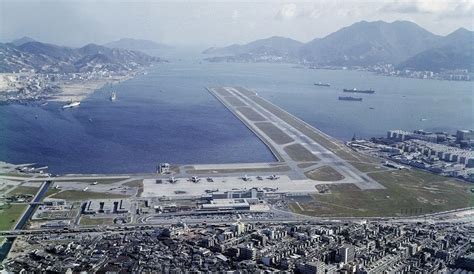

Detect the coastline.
xmin=204 ymin=60 xmax=472 ymax=82
xmin=0 ymin=68 xmax=147 ymax=104
xmin=51 ymin=73 xmax=135 ymax=102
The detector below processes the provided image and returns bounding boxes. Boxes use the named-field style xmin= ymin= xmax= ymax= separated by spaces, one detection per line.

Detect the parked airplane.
xmin=168 ymin=177 xmax=178 ymax=183
xmin=268 ymin=174 xmax=280 ymax=180
xmin=190 ymin=176 xmax=200 ymax=183
xmin=241 ymin=175 xmax=252 ymax=181
xmin=205 ymin=188 xmax=219 ymax=193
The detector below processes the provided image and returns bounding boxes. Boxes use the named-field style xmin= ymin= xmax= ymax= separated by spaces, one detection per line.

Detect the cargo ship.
xmin=339 ymin=96 xmax=362 ymax=101
xmin=343 ymin=88 xmax=375 ymax=94
xmin=314 ymin=82 xmax=330 ymax=87
xmin=62 ymin=101 xmax=81 ymax=109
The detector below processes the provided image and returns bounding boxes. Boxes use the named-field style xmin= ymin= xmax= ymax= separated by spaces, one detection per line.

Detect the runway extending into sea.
xmin=141 ymin=86 xmax=384 ymax=198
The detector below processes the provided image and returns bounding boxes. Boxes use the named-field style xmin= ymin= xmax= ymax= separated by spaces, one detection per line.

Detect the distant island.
xmin=203 ymin=20 xmax=473 ymax=81
xmin=203 ymin=36 xmax=303 ymax=63
xmin=0 ymin=40 xmax=165 ymax=103
xmin=104 ymin=38 xmax=172 ymax=52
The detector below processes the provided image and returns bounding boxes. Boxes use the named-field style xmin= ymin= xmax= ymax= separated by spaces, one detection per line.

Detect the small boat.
xmin=62 ymin=101 xmax=80 ymax=109
xmin=110 ymin=91 xmax=117 ymax=101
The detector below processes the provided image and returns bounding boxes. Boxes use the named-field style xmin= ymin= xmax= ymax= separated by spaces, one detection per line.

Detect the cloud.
xmin=275 ymin=3 xmax=297 ymax=20
xmin=448 ymin=0 xmax=474 ymax=17
xmin=274 ymin=3 xmax=324 ymax=20
xmin=232 ymin=10 xmax=239 ymax=20
xmin=381 ymin=0 xmax=474 ymax=17
xmin=274 ymin=2 xmax=371 ymax=21
xmin=298 ymin=4 xmax=324 ymax=19
xmin=381 ymin=0 xmax=447 ymax=14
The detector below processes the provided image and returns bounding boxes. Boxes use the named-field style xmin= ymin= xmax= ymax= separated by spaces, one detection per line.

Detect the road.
xmin=1 ymin=207 xmax=472 ymax=238
xmin=0 ymin=180 xmax=51 ymax=262
xmin=13 ymin=181 xmax=51 ymax=230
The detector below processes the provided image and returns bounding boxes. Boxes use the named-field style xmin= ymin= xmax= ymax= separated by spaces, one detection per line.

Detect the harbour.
xmin=1 ymin=3 xmax=473 ymax=272
xmin=0 ymin=62 xmax=473 ymax=174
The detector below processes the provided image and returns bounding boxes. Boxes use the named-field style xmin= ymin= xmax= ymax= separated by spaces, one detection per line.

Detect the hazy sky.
xmin=1 ymin=0 xmax=473 ymax=48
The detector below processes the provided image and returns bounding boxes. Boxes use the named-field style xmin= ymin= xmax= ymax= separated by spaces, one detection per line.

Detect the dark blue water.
xmin=1 ymin=62 xmax=473 ymax=174
xmin=240 ymin=65 xmax=474 ymax=140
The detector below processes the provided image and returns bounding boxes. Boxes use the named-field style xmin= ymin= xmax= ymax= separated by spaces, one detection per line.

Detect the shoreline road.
xmin=207 ymin=86 xmax=385 ymax=190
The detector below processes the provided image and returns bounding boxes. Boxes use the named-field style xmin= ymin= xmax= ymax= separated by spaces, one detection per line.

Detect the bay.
xmin=0 ymin=62 xmax=472 ymax=174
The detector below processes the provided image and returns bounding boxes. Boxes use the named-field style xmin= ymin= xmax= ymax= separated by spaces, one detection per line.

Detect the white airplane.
xmin=54 ymin=185 xmax=61 ymax=190
xmin=241 ymin=175 xmax=252 ymax=181
xmin=190 ymin=176 xmax=200 ymax=183
xmin=82 ymin=187 xmax=89 ymax=192
xmin=91 ymin=181 xmax=98 ymax=185
xmin=205 ymin=188 xmax=219 ymax=193
xmin=268 ymin=174 xmax=280 ymax=180
xmin=168 ymin=177 xmax=178 ymax=183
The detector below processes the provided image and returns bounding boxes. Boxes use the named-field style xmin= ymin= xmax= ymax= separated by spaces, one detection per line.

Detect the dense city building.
xmin=4 ymin=221 xmax=473 ymax=273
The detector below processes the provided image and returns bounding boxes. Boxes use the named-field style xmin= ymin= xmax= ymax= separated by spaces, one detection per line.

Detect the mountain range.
xmin=398 ymin=28 xmax=473 ymax=72
xmin=203 ymin=20 xmax=473 ymax=72
xmin=10 ymin=36 xmax=37 ymax=46
xmin=0 ymin=41 xmax=161 ymax=73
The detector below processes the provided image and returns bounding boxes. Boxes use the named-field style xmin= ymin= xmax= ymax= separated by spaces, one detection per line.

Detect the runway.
xmin=141 ymin=86 xmax=384 ymax=197
xmin=206 ymin=86 xmax=384 ymax=190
